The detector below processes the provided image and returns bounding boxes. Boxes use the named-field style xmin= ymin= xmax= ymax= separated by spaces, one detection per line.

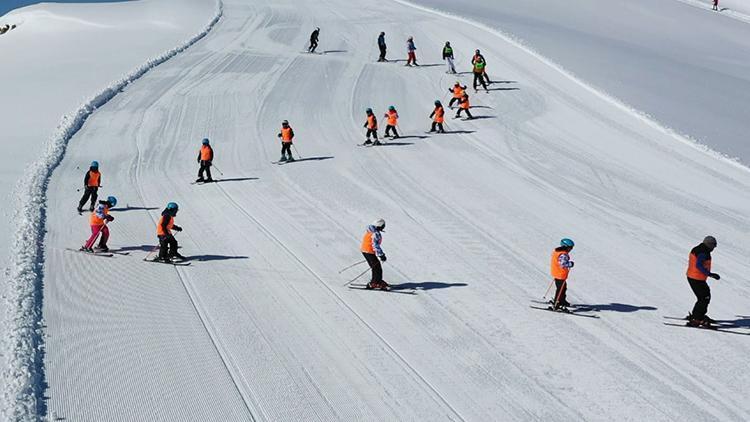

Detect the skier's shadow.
xmin=391 ymin=281 xmax=468 ymax=291
xmin=717 ymin=316 xmax=750 ymax=328
xmin=379 ymin=142 xmax=414 ymax=146
xmin=111 ymin=206 xmax=158 ymax=212
xmin=573 ymin=303 xmax=657 ymax=313
xmin=487 ymin=87 xmax=520 ymax=92
xmin=212 ymin=177 xmax=259 ymax=183
xmin=187 ymin=254 xmax=249 ymax=262
xmin=391 ymin=135 xmax=429 ymax=140
xmin=112 ymin=244 xmax=159 ymax=252
xmin=289 ymin=156 xmax=334 ymax=163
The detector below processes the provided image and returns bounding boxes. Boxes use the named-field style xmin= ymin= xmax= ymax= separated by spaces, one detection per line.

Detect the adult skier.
xmin=363 ymin=108 xmax=380 ymax=145
xmin=455 ymin=93 xmax=474 ymax=120
xmin=196 ymin=138 xmax=214 ymax=183
xmin=361 ymin=218 xmax=389 ymax=290
xmin=471 ymin=50 xmax=489 ymax=92
xmin=308 ymin=27 xmax=320 ymax=53
xmin=156 ymin=202 xmax=185 ymax=262
xmin=429 ymin=100 xmax=446 ymax=133
xmin=472 ymin=49 xmax=491 ymax=85
xmin=405 ymin=36 xmax=418 ymax=66
xmin=685 ymin=236 xmax=720 ymax=327
xmin=80 ymin=195 xmax=116 ymax=252
xmin=377 ymin=31 xmax=387 ymax=62
xmin=448 ymin=82 xmax=467 ymax=108
xmin=442 ymin=41 xmax=456 ymax=74
xmin=383 ymin=106 xmax=400 ymax=138
xmin=277 ymin=120 xmax=295 ymax=162
xmin=550 ymin=238 xmax=575 ymax=310
xmin=713 ymin=0 xmax=719 ymax=11
xmin=77 ymin=160 xmax=101 ymax=213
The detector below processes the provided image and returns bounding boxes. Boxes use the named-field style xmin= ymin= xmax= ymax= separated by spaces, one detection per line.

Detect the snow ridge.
xmin=0 ymin=2 xmax=223 ymax=419
xmin=394 ymin=0 xmax=750 ymax=173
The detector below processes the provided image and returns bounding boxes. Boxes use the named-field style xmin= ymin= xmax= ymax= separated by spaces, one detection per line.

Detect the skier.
xmin=361 ymin=218 xmax=389 ymax=290
xmin=442 ymin=41 xmax=456 ymax=74
xmin=713 ymin=0 xmax=719 ymax=11
xmin=308 ymin=27 xmax=320 ymax=53
xmin=196 ymin=138 xmax=214 ymax=183
xmin=81 ymin=195 xmax=116 ymax=253
xmin=405 ymin=36 xmax=418 ymax=66
xmin=455 ymin=93 xmax=474 ymax=120
xmin=363 ymin=108 xmax=380 ymax=145
xmin=77 ymin=160 xmax=101 ymax=213
xmin=448 ymin=82 xmax=467 ymax=108
xmin=429 ymin=100 xmax=446 ymax=133
xmin=377 ymin=31 xmax=387 ymax=62
xmin=156 ymin=202 xmax=184 ymax=262
xmin=471 ymin=50 xmax=489 ymax=92
xmin=685 ymin=236 xmax=720 ymax=327
xmin=277 ymin=120 xmax=295 ymax=162
xmin=550 ymin=238 xmax=575 ymax=310
xmin=383 ymin=106 xmax=400 ymax=138
xmin=472 ymin=49 xmax=491 ymax=85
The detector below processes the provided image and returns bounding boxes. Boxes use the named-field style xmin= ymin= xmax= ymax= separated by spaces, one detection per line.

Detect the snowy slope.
xmin=31 ymin=0 xmax=750 ymax=420
xmin=408 ymin=0 xmax=750 ymax=165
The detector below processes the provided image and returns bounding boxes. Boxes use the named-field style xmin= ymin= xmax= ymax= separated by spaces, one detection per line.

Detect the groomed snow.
xmin=32 ymin=0 xmax=750 ymax=420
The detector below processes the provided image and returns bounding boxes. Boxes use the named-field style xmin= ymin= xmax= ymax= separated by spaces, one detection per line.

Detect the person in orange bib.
xmin=448 ymin=82 xmax=466 ymax=108
xmin=429 ymin=100 xmax=446 ymax=133
xmin=277 ymin=120 xmax=295 ymax=162
xmin=685 ymin=236 xmax=720 ymax=327
xmin=363 ymin=108 xmax=380 ymax=145
xmin=196 ymin=138 xmax=214 ymax=183
xmin=156 ymin=202 xmax=184 ymax=262
xmin=361 ymin=218 xmax=388 ymax=290
xmin=455 ymin=93 xmax=474 ymax=120
xmin=77 ymin=160 xmax=101 ymax=213
xmin=80 ymin=195 xmax=116 ymax=253
xmin=550 ymin=238 xmax=575 ymax=309
xmin=383 ymin=106 xmax=400 ymax=139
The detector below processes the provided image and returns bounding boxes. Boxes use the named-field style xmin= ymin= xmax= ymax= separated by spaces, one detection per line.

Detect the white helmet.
xmin=372 ymin=218 xmax=386 ymax=231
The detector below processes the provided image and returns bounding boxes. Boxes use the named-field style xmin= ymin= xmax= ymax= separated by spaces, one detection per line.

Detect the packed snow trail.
xmin=42 ymin=0 xmax=750 ymax=420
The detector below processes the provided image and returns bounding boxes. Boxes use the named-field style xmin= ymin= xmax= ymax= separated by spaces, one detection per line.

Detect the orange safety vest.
xmin=386 ymin=110 xmax=398 ymax=126
xmin=280 ymin=127 xmax=293 ymax=143
xmin=89 ymin=205 xmax=109 ymax=226
xmin=157 ymin=215 xmax=174 ymax=236
xmin=367 ymin=115 xmax=377 ymax=129
xmin=87 ymin=170 xmax=100 ymax=187
xmin=200 ymin=145 xmax=212 ymax=161
xmin=686 ymin=252 xmax=711 ymax=281
xmin=550 ymin=250 xmax=570 ymax=280
xmin=452 ymin=86 xmax=464 ymax=99
xmin=460 ymin=97 xmax=470 ymax=109
xmin=360 ymin=230 xmax=381 ymax=254
xmin=433 ymin=106 xmax=444 ymax=123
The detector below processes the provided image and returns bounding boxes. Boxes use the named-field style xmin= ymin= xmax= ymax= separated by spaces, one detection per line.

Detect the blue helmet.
xmin=91 ymin=161 xmax=99 ymax=168
xmin=107 ymin=196 xmax=117 ymax=207
xmin=202 ymin=138 xmax=210 ymax=145
xmin=560 ymin=238 xmax=575 ymax=248
xmin=388 ymin=105 xmax=395 ymax=111
xmin=167 ymin=202 xmax=179 ymax=210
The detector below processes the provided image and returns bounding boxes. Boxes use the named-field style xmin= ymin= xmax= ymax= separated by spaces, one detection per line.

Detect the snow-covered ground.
xmin=3 ymin=0 xmax=750 ymax=419
xmin=408 ymin=0 xmax=750 ymax=164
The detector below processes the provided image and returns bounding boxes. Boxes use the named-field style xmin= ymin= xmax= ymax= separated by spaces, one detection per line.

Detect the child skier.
xmin=384 ymin=106 xmax=400 ymax=138
xmin=156 ymin=202 xmax=184 ymax=262
xmin=455 ymin=93 xmax=474 ymax=120
xmin=550 ymin=238 xmax=575 ymax=310
xmin=77 ymin=160 xmax=101 ymax=213
xmin=406 ymin=36 xmax=418 ymax=66
xmin=685 ymin=236 xmax=720 ymax=327
xmin=448 ymin=82 xmax=467 ymax=108
xmin=80 ymin=195 xmax=116 ymax=252
xmin=364 ymin=108 xmax=380 ymax=145
xmin=429 ymin=100 xmax=446 ymax=133
xmin=277 ymin=120 xmax=295 ymax=162
xmin=377 ymin=31 xmax=387 ymax=62
xmin=361 ymin=219 xmax=389 ymax=290
xmin=196 ymin=138 xmax=214 ymax=183
xmin=443 ymin=41 xmax=456 ymax=74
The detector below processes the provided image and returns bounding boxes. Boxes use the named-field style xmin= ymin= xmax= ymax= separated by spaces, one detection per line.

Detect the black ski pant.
xmin=554 ymin=279 xmax=568 ymax=305
xmin=158 ymin=234 xmax=178 ymax=260
xmin=385 ymin=125 xmax=399 ymax=137
xmin=430 ymin=122 xmax=444 ymax=133
xmin=688 ymin=277 xmax=711 ymax=319
xmin=378 ymin=46 xmax=386 ymax=61
xmin=366 ymin=129 xmax=378 ymax=140
xmin=363 ymin=252 xmax=382 ymax=283
xmin=449 ymin=97 xmax=460 ymax=108
xmin=198 ymin=160 xmax=212 ymax=180
xmin=483 ymin=70 xmax=491 ymax=84
xmin=456 ymin=108 xmax=473 ymax=119
xmin=281 ymin=142 xmax=293 ymax=158
xmin=309 ymin=40 xmax=318 ymax=53
xmin=473 ymin=72 xmax=488 ymax=90
xmin=78 ymin=186 xmax=98 ymax=211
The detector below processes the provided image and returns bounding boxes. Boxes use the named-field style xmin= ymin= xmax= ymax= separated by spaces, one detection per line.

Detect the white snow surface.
xmin=4 ymin=0 xmax=750 ymax=420
xmin=0 ymin=0 xmax=221 ymax=419
xmin=408 ymin=0 xmax=750 ymax=165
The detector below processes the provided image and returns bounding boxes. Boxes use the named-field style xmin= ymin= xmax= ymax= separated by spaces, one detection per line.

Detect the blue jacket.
xmin=366 ymin=225 xmax=384 ymax=256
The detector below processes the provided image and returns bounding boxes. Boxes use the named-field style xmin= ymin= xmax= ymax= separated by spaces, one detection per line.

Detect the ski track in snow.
xmin=10 ymin=0 xmax=750 ymax=420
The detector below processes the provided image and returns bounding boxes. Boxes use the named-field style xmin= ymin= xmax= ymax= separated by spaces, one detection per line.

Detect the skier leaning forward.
xmin=156 ymin=202 xmax=185 ymax=262
xmin=550 ymin=238 xmax=575 ymax=309
xmin=81 ymin=196 xmax=117 ymax=252
xmin=361 ymin=219 xmax=389 ymax=290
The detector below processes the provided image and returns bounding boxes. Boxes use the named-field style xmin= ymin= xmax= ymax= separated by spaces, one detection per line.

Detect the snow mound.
xmin=0 ymin=1 xmax=223 ymax=419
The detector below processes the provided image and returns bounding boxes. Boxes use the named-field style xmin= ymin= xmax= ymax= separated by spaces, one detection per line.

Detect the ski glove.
xmin=379 ymin=254 xmax=387 ymax=262
xmin=709 ymin=273 xmax=720 ymax=280
xmin=173 ymin=225 xmax=183 ymax=232
xmin=106 ymin=215 xmax=114 ymax=222
xmin=569 ymin=261 xmax=574 ymax=267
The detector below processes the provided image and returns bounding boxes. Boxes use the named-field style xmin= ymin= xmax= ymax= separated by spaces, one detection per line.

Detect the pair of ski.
xmin=662 ymin=316 xmax=749 ymax=336
xmin=65 ymin=248 xmax=130 ymax=258
xmin=143 ymin=257 xmax=191 ymax=266
xmin=347 ymin=283 xmax=415 ymax=295
xmin=529 ymin=300 xmax=600 ymax=319
xmin=271 ymin=159 xmax=297 ymax=165
xmin=190 ymin=179 xmax=218 ymax=185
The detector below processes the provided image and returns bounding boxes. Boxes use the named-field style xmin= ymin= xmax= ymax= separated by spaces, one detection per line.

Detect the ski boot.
xmin=195 ymin=177 xmax=205 ymax=183
xmin=77 ymin=206 xmax=83 ymax=213
xmin=364 ymin=139 xmax=373 ymax=145
xmin=79 ymin=246 xmax=94 ymax=253
xmin=171 ymin=252 xmax=187 ymax=261
xmin=366 ymin=280 xmax=390 ymax=290
xmin=373 ymin=140 xmax=382 ymax=146
xmin=279 ymin=155 xmax=287 ymax=162
xmin=95 ymin=245 xmax=109 ymax=253
xmin=286 ymin=154 xmax=295 ymax=162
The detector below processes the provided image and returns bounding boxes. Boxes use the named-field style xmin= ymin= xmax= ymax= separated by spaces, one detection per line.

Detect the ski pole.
xmin=144 ymin=243 xmax=160 ymax=261
xmin=542 ymin=279 xmax=555 ymax=299
xmin=343 ymin=266 xmax=370 ymax=286
xmin=211 ymin=164 xmax=225 ymax=176
xmin=292 ymin=144 xmax=303 ymax=159
xmin=338 ymin=259 xmax=367 ymax=274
